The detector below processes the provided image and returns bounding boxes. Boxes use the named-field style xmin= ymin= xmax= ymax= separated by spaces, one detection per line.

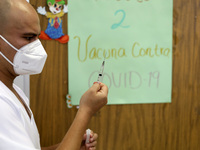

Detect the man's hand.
xmin=80 ymin=130 xmax=98 ymax=150
xmin=79 ymin=82 xmax=108 ymax=117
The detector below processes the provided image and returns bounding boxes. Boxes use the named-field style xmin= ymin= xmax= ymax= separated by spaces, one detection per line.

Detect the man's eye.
xmin=25 ymin=37 xmax=33 ymax=41
xmin=23 ymin=34 xmax=37 ymax=42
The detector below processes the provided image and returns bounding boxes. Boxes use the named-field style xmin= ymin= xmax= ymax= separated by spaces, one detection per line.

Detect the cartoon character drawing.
xmin=37 ymin=0 xmax=69 ymax=44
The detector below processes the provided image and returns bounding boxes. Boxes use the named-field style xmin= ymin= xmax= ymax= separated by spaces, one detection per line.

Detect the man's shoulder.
xmin=0 ymin=86 xmax=20 ymax=118
xmin=0 ymin=81 xmax=26 ymax=108
xmin=0 ymin=84 xmax=16 ymax=106
xmin=0 ymin=94 xmax=20 ymax=116
xmin=0 ymin=82 xmax=24 ymax=120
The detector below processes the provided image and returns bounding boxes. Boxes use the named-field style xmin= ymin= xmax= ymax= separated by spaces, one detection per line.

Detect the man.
xmin=0 ymin=0 xmax=108 ymax=150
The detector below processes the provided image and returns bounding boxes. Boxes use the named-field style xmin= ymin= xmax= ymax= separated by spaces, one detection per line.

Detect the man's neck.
xmin=0 ymin=70 xmax=16 ymax=90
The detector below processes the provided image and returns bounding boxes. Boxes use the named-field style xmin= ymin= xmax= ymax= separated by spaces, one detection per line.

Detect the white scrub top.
xmin=0 ymin=81 xmax=41 ymax=150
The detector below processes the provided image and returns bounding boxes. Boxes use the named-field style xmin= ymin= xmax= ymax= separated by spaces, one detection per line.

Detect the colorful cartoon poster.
xmin=37 ymin=0 xmax=69 ymax=43
xmin=68 ymin=0 xmax=173 ymax=105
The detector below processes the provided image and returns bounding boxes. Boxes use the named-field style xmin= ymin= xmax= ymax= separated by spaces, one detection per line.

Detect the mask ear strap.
xmin=0 ymin=35 xmax=19 ymax=51
xmin=0 ymin=35 xmax=17 ymax=67
xmin=0 ymin=51 xmax=16 ymax=67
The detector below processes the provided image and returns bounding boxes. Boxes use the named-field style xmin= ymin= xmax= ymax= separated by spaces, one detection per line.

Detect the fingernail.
xmin=93 ymin=81 xmax=100 ymax=84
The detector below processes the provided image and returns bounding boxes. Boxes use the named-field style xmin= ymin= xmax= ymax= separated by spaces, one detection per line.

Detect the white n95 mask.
xmin=0 ymin=35 xmax=47 ymax=75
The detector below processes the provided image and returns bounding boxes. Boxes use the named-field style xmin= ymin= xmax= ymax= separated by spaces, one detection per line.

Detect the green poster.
xmin=68 ymin=0 xmax=173 ymax=105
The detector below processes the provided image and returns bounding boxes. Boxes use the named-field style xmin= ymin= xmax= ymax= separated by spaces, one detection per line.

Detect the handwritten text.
xmin=74 ymin=35 xmax=171 ymax=62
